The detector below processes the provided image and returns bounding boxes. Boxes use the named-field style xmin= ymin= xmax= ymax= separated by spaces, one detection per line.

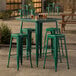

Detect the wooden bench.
xmin=59 ymin=13 xmax=76 ymax=33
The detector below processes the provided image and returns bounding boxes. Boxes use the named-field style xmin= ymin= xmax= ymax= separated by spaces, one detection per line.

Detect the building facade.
xmin=6 ymin=0 xmax=42 ymax=16
xmin=0 ymin=0 xmax=6 ymax=11
xmin=0 ymin=0 xmax=76 ymax=16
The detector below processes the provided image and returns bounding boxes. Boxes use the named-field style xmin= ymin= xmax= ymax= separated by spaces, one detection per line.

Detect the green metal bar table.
xmin=16 ymin=18 xmax=61 ymax=67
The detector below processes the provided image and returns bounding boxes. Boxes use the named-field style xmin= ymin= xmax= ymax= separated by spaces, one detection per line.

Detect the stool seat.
xmin=55 ymin=34 xmax=65 ymax=37
xmin=11 ymin=33 xmax=28 ymax=38
xmin=22 ymin=28 xmax=35 ymax=32
xmin=48 ymin=34 xmax=65 ymax=38
xmin=46 ymin=28 xmax=57 ymax=32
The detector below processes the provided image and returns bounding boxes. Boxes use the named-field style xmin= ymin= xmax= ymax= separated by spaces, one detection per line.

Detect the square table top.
xmin=16 ymin=18 xmax=61 ymax=23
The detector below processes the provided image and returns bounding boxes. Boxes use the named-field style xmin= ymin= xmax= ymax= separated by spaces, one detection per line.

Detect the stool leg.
xmin=57 ymin=38 xmax=62 ymax=63
xmin=39 ymin=23 xmax=42 ymax=58
xmin=28 ymin=31 xmax=32 ymax=58
xmin=17 ymin=37 xmax=20 ymax=70
xmin=19 ymin=37 xmax=23 ymax=65
xmin=7 ymin=36 xmax=12 ymax=68
xmin=51 ymin=31 xmax=55 ymax=55
xmin=60 ymin=38 xmax=64 ymax=56
xmin=26 ymin=31 xmax=29 ymax=60
xmin=29 ymin=32 xmax=32 ymax=53
xmin=26 ymin=38 xmax=29 ymax=60
xmin=29 ymin=32 xmax=33 ymax=68
xmin=43 ymin=37 xmax=48 ymax=69
xmin=64 ymin=37 xmax=69 ymax=69
xmin=53 ymin=37 xmax=58 ymax=72
xmin=51 ymin=38 xmax=54 ymax=55
xmin=29 ymin=50 xmax=33 ymax=68
xmin=43 ymin=31 xmax=47 ymax=56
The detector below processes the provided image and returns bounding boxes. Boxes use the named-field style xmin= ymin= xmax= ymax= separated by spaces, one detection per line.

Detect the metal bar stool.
xmin=43 ymin=34 xmax=69 ymax=72
xmin=43 ymin=28 xmax=64 ymax=56
xmin=7 ymin=33 xmax=33 ymax=70
xmin=19 ymin=8 xmax=36 ymax=59
xmin=22 ymin=28 xmax=35 ymax=59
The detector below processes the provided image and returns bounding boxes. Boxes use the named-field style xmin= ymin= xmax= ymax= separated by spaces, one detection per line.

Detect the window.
xmin=33 ymin=0 xmax=42 ymax=13
xmin=6 ymin=0 xmax=22 ymax=16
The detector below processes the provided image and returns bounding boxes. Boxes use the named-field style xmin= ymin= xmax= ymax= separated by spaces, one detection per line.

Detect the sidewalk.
xmin=0 ymin=47 xmax=76 ymax=76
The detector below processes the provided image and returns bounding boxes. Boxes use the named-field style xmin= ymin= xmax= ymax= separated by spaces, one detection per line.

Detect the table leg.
xmin=35 ymin=22 xmax=40 ymax=67
xmin=39 ymin=23 xmax=42 ymax=58
xmin=19 ymin=36 xmax=23 ymax=65
xmin=20 ymin=21 xmax=23 ymax=33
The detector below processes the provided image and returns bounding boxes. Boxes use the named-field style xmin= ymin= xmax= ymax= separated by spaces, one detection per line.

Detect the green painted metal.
xmin=57 ymin=37 xmax=62 ymax=63
xmin=47 ymin=3 xmax=55 ymax=15
xmin=30 ymin=9 xmax=35 ymax=15
xmin=49 ymin=2 xmax=55 ymax=13
xmin=48 ymin=2 xmax=55 ymax=8
xmin=7 ymin=36 xmax=12 ymax=68
xmin=22 ymin=28 xmax=35 ymax=60
xmin=16 ymin=36 xmax=20 ymax=70
xmin=43 ymin=28 xmax=59 ymax=56
xmin=7 ymin=33 xmax=22 ymax=70
xmin=60 ymin=38 xmax=64 ymax=56
xmin=20 ymin=21 xmax=35 ymax=60
xmin=43 ymin=35 xmax=49 ymax=69
xmin=35 ymin=21 xmax=40 ymax=67
xmin=64 ymin=36 xmax=69 ymax=69
xmin=47 ymin=2 xmax=61 ymax=16
xmin=39 ymin=23 xmax=42 ymax=58
xmin=43 ymin=34 xmax=69 ymax=72
xmin=43 ymin=34 xmax=58 ymax=72
xmin=22 ymin=5 xmax=29 ymax=11
xmin=7 ymin=33 xmax=33 ymax=70
xmin=16 ymin=17 xmax=61 ymax=67
xmin=43 ymin=26 xmax=65 ymax=57
xmin=16 ymin=18 xmax=61 ymax=23
xmin=46 ymin=7 xmax=50 ymax=15
xmin=56 ymin=6 xmax=60 ymax=15
xmin=19 ymin=9 xmax=23 ymax=18
xmin=20 ymin=21 xmax=23 ymax=33
xmin=21 ymin=5 xmax=29 ymax=18
xmin=19 ymin=5 xmax=36 ymax=18
xmin=19 ymin=36 xmax=23 ymax=65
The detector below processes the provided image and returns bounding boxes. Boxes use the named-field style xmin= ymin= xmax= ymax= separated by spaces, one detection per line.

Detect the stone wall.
xmin=0 ymin=0 xmax=6 ymax=11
